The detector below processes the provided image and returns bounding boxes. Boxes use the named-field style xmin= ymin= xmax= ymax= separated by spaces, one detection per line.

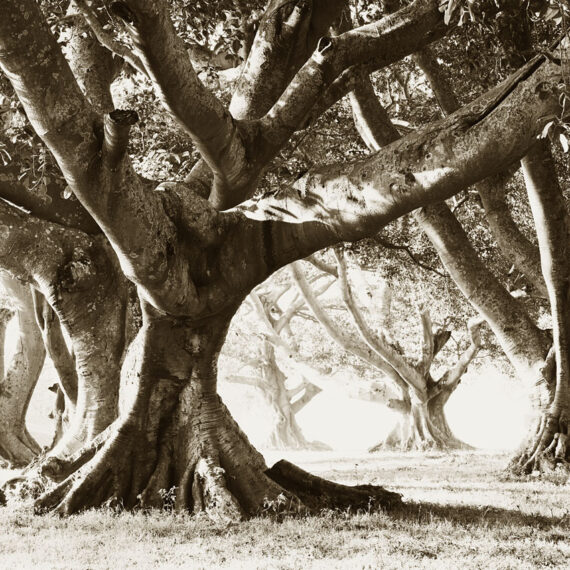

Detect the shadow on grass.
xmin=389 ymin=499 xmax=569 ymax=529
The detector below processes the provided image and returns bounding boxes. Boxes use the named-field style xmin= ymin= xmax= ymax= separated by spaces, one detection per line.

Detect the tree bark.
xmin=36 ymin=303 xmax=399 ymax=516
xmin=510 ymin=140 xmax=570 ymax=473
xmin=0 ymin=275 xmax=45 ymax=467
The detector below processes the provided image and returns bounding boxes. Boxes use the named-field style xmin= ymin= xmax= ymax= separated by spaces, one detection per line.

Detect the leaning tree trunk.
xmin=36 ymin=304 xmax=400 ymax=517
xmin=510 ymin=140 xmax=570 ymax=474
xmin=0 ymin=276 xmax=45 ymax=467
xmin=38 ymin=242 xmax=131 ymax=461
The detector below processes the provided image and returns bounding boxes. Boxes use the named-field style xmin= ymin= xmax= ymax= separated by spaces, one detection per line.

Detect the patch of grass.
xmin=0 ymin=451 xmax=568 ymax=569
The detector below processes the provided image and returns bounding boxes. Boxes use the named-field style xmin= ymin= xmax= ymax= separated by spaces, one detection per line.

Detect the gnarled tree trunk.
xmin=510 ymin=140 xmax=570 ymax=474
xmin=37 ymin=304 xmax=399 ymax=517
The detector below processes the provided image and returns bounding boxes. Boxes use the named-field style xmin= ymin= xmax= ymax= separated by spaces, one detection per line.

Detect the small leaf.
xmin=540 ymin=120 xmax=554 ymax=139
xmin=560 ymin=133 xmax=569 ymax=153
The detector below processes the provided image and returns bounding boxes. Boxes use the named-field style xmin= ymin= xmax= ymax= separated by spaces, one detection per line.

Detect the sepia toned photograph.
xmin=0 ymin=0 xmax=568 ymax=568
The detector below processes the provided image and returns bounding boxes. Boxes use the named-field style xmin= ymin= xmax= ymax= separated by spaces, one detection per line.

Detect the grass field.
xmin=0 ymin=450 xmax=568 ymax=569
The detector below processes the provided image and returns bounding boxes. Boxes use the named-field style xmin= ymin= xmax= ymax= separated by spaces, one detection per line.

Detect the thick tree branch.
xmin=109 ymin=0 xmax=249 ymax=203
xmin=522 ymin=139 xmax=570 ymax=451
xmin=414 ymin=47 xmax=547 ymax=295
xmin=66 ymin=1 xmax=118 ymax=115
xmin=230 ymin=0 xmax=346 ymax=120
xmin=254 ymin=0 xmax=448 ymax=165
xmin=0 ymin=0 xmax=99 ymax=190
xmin=32 ymin=289 xmax=78 ymax=406
xmin=233 ymin=55 xmax=564 ymax=278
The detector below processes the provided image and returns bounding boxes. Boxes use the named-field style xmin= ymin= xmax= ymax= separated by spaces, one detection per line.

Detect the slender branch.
xmin=224 ymin=375 xmax=261 ymax=387
xmin=289 ymin=261 xmax=410 ymax=391
xmin=419 ymin=308 xmax=435 ymax=374
xmin=290 ymin=382 xmax=322 ymax=414
xmin=434 ymin=318 xmax=483 ymax=394
xmin=375 ymin=236 xmax=446 ymax=278
xmin=249 ymin=291 xmax=294 ymax=352
xmin=332 ymin=248 xmax=427 ymax=397
xmin=304 ymin=255 xmax=338 ymax=277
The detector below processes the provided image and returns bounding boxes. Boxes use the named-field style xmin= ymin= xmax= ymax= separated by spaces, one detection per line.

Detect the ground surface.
xmin=0 ymin=450 xmax=568 ymax=569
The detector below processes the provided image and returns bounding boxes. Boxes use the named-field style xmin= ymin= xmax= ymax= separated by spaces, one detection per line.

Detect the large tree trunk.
xmin=35 ymin=304 xmax=399 ymax=517
xmin=0 ymin=276 xmax=45 ymax=467
xmin=510 ymin=140 xmax=570 ymax=474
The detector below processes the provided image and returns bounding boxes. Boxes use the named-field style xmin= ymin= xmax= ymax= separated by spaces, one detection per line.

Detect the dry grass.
xmin=0 ymin=450 xmax=568 ymax=569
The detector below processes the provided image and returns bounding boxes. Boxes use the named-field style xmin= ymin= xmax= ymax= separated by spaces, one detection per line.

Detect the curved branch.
xmin=0 ymin=0 xmax=99 ymax=189
xmin=332 ymin=248 xmax=426 ymax=397
xmin=72 ymin=0 xmax=148 ymax=77
xmin=289 ymin=261 xmax=409 ymax=391
xmin=230 ymin=0 xmax=345 ymax=120
xmin=232 ymin=55 xmax=564 ymax=278
xmin=109 ymin=0 xmax=249 ymax=202
xmin=254 ymin=0 xmax=448 ymax=163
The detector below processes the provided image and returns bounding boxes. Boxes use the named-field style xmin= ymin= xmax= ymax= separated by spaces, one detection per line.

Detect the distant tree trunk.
xmin=369 ymin=381 xmax=470 ymax=452
xmin=0 ymin=275 xmax=45 ymax=467
xmin=257 ymin=340 xmax=327 ymax=450
xmin=511 ymin=140 xmax=570 ymax=473
xmin=290 ymin=254 xmax=480 ymax=453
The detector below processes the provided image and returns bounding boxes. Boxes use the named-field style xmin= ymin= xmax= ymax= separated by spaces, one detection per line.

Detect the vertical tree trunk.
xmin=36 ymin=304 xmax=399 ymax=517
xmin=511 ymin=140 xmax=570 ymax=473
xmin=0 ymin=276 xmax=45 ymax=466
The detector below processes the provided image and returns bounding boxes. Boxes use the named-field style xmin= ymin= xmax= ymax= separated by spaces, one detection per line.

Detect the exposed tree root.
xmin=508 ymin=412 xmax=569 ymax=479
xmin=0 ymin=429 xmax=41 ymax=468
xmin=33 ymin=392 xmax=400 ymax=519
xmin=266 ymin=460 xmax=401 ymax=512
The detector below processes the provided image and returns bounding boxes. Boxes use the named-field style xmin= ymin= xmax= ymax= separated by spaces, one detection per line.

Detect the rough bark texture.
xmin=36 ymin=304 xmax=399 ymax=516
